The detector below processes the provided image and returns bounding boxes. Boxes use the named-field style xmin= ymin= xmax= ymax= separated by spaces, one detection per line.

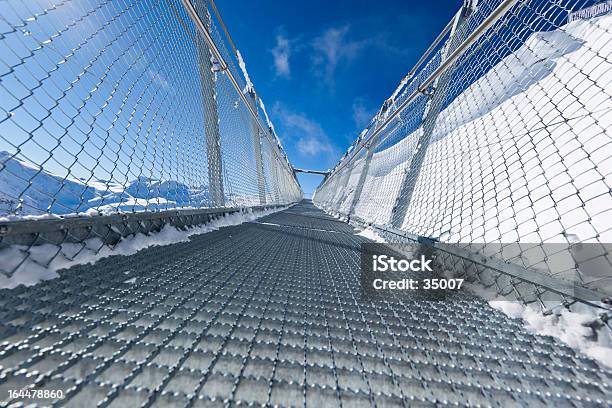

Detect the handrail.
xmin=293 ymin=168 xmax=331 ymax=176
xmin=178 ymin=0 xmax=292 ymax=172
xmin=209 ymin=0 xmax=239 ymax=60
xmin=0 ymin=204 xmax=288 ymax=238
xmin=322 ymin=0 xmax=521 ymax=183
xmin=393 ymin=18 xmax=453 ymax=94
xmin=343 ymin=213 xmax=610 ymax=309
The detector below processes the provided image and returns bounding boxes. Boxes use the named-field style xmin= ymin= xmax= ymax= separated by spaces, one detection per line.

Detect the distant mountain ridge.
xmin=0 ymin=151 xmax=214 ymax=217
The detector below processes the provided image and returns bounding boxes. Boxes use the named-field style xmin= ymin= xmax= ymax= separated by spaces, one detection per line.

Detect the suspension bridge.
xmin=0 ymin=0 xmax=611 ymax=406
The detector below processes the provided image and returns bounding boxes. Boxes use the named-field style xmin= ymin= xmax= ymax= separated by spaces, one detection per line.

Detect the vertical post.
xmin=247 ymin=91 xmax=267 ymax=205
xmin=390 ymin=2 xmax=473 ymax=228
xmin=335 ymin=164 xmax=355 ymax=211
xmin=328 ymin=169 xmax=347 ymax=209
xmin=273 ymin=156 xmax=281 ymax=203
xmin=194 ymin=7 xmax=224 ymax=207
xmin=346 ymin=100 xmax=393 ymax=219
xmin=347 ymin=136 xmax=378 ymax=218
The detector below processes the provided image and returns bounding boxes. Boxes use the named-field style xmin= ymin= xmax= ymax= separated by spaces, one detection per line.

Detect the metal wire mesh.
xmin=0 ymin=0 xmax=300 ymax=217
xmin=314 ymin=0 xmax=612 ymax=308
xmin=0 ymin=0 xmax=302 ymax=278
xmin=1 ymin=203 xmax=609 ymax=407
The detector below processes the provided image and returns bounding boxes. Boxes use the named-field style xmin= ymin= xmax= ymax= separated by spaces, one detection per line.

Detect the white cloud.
xmin=296 ymin=136 xmax=335 ymax=156
xmin=352 ymin=98 xmax=375 ymax=128
xmin=272 ymin=103 xmax=339 ymax=161
xmin=148 ymin=69 xmax=169 ymax=90
xmin=312 ymin=25 xmax=366 ymax=84
xmin=271 ymin=33 xmax=291 ymax=78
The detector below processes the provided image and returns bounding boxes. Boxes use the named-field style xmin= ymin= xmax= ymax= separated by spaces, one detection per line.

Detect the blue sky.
xmin=215 ymin=0 xmax=461 ymax=195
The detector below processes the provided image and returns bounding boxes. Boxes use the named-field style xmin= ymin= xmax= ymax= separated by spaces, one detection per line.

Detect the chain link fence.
xmin=0 ymin=0 xmax=301 ymax=279
xmin=314 ymin=0 xmax=612 ymax=311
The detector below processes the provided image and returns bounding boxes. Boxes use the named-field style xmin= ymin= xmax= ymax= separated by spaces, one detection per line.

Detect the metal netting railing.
xmin=0 ymin=0 xmax=301 ymax=217
xmin=314 ymin=0 xmax=612 ymax=310
xmin=0 ymin=0 xmax=302 ymax=280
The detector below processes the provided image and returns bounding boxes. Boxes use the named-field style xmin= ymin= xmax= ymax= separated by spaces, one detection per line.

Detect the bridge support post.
xmin=248 ymin=92 xmax=267 ymax=205
xmin=273 ymin=156 xmax=282 ymax=202
xmin=348 ymin=135 xmax=378 ymax=218
xmin=195 ymin=9 xmax=224 ymax=207
xmin=390 ymin=3 xmax=473 ymax=228
xmin=335 ymin=164 xmax=356 ymax=211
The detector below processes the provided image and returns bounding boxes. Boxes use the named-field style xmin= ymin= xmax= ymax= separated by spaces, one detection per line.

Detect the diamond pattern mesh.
xmin=0 ymin=202 xmax=610 ymax=407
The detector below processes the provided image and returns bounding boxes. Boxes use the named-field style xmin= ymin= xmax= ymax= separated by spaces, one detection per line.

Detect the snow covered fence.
xmin=315 ymin=0 xmax=612 ymax=311
xmin=0 ymin=202 xmax=290 ymax=280
xmin=568 ymin=0 xmax=612 ymax=22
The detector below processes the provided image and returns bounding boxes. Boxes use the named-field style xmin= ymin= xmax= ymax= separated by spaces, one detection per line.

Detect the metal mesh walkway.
xmin=0 ymin=202 xmax=610 ymax=407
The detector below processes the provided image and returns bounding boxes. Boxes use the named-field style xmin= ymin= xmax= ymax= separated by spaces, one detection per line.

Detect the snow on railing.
xmin=236 ymin=49 xmax=255 ymax=95
xmin=315 ymin=0 xmax=612 ymax=311
xmin=568 ymin=0 xmax=612 ymax=22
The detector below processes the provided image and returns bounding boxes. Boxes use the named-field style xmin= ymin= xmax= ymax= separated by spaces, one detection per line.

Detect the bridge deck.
xmin=0 ymin=202 xmax=610 ymax=407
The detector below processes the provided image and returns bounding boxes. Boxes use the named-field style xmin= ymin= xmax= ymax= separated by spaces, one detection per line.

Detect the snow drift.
xmin=348 ymin=14 xmax=612 ymax=247
xmin=321 ymin=12 xmax=612 ymax=368
xmin=0 ymin=205 xmax=289 ymax=289
xmin=320 ymin=14 xmax=612 ymax=291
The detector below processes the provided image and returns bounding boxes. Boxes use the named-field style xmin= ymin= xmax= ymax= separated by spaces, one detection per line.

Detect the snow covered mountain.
xmin=0 ymin=151 xmax=213 ymax=217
